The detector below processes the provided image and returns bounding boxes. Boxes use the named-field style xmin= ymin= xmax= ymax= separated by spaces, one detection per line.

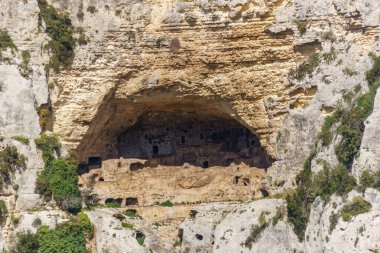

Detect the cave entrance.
xmin=115 ymin=111 xmax=274 ymax=169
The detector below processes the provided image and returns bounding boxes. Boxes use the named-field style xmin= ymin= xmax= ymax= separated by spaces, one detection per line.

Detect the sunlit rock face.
xmin=1 ymin=0 xmax=380 ymax=252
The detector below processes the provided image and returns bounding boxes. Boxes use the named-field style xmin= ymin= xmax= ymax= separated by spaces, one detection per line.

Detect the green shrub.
xmin=0 ymin=29 xmax=17 ymax=52
xmin=136 ymin=233 xmax=146 ymax=246
xmin=13 ymin=136 xmax=30 ymax=145
xmin=321 ymin=31 xmax=336 ymax=42
xmin=341 ymin=196 xmax=371 ymax=221
xmin=272 ymin=208 xmax=284 ymax=226
xmin=311 ymin=164 xmax=356 ymax=202
xmin=158 ymin=200 xmax=174 ymax=207
xmin=287 ymin=56 xmax=380 ymax=240
xmin=243 ymin=220 xmax=268 ymax=249
xmin=341 ymin=212 xmax=351 ymax=222
xmin=41 ymin=158 xmax=80 ymax=210
xmin=35 ymin=134 xmax=81 ymax=213
xmin=296 ymin=20 xmax=308 ymax=35
xmin=32 ymin=217 xmax=42 ymax=228
xmin=105 ymin=201 xmax=121 ymax=208
xmin=35 ymin=171 xmax=52 ymax=199
xmin=37 ymin=0 xmax=76 ymax=72
xmin=77 ymin=32 xmax=89 ymax=46
xmin=77 ymin=11 xmax=84 ymax=21
xmin=122 ymin=222 xmax=134 ymax=230
xmin=0 ymin=200 xmax=8 ymax=225
xmin=173 ymin=240 xmax=182 ymax=248
xmin=37 ymin=212 xmax=93 ymax=253
xmin=35 ymin=134 xmax=61 ymax=163
xmin=343 ymin=67 xmax=358 ymax=76
xmin=123 ymin=209 xmax=141 ymax=219
xmin=328 ymin=212 xmax=339 ymax=234
xmin=289 ymin=53 xmax=320 ymax=81
xmin=0 ymin=145 xmax=27 ymax=187
xmin=318 ymin=107 xmax=343 ymax=146
xmin=360 ymin=170 xmax=375 ymax=190
xmin=333 ymin=56 xmax=380 ymax=168
xmin=16 ymin=231 xmax=39 ymax=253
xmin=189 ymin=209 xmax=198 ymax=219
xmin=77 ymin=2 xmax=84 ymax=21
xmin=11 ymin=215 xmax=21 ymax=226
xmin=287 ymin=152 xmax=355 ymax=240
xmin=359 ymin=170 xmax=380 ymax=192
xmin=366 ymin=54 xmax=380 ymax=85
xmin=37 ymin=107 xmax=50 ymax=131
xmin=323 ymin=46 xmax=337 ymax=64
xmin=87 ymin=6 xmax=97 ymax=14
xmin=19 ymin=50 xmax=32 ymax=77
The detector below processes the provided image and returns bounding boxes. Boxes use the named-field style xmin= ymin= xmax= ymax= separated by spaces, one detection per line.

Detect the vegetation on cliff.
xmin=0 ymin=145 xmax=27 ymax=189
xmin=287 ymin=54 xmax=380 ymax=241
xmin=16 ymin=212 xmax=93 ymax=253
xmin=0 ymin=29 xmax=17 ymax=53
xmin=35 ymin=134 xmax=81 ymax=213
xmin=37 ymin=0 xmax=76 ymax=72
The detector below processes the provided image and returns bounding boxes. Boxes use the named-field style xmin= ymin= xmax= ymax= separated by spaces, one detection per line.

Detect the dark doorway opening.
xmin=153 ymin=146 xmax=159 ymax=155
xmin=195 ymin=234 xmax=203 ymax=240
xmin=89 ymin=157 xmax=102 ymax=166
xmin=260 ymin=189 xmax=269 ymax=197
xmin=126 ymin=197 xmax=139 ymax=206
xmin=202 ymin=161 xmax=209 ymax=168
xmin=130 ymin=162 xmax=144 ymax=171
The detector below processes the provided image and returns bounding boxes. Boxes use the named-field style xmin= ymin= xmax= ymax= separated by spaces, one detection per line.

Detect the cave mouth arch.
xmin=77 ymin=94 xmax=274 ymax=170
xmin=114 ymin=110 xmax=273 ymax=169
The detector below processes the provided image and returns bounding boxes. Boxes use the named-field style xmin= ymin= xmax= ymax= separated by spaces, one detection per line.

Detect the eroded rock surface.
xmin=0 ymin=0 xmax=380 ymax=252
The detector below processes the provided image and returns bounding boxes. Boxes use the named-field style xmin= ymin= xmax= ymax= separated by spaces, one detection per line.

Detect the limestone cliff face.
xmin=48 ymin=0 xmax=302 ymax=161
xmin=0 ymin=0 xmax=380 ymax=252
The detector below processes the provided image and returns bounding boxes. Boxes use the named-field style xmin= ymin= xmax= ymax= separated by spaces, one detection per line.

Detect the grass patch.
xmin=13 ymin=136 xmax=29 ymax=145
xmin=105 ymin=201 xmax=121 ymax=208
xmin=123 ymin=209 xmax=142 ymax=219
xmin=122 ymin=222 xmax=134 ymax=230
xmin=158 ymin=200 xmax=174 ymax=207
